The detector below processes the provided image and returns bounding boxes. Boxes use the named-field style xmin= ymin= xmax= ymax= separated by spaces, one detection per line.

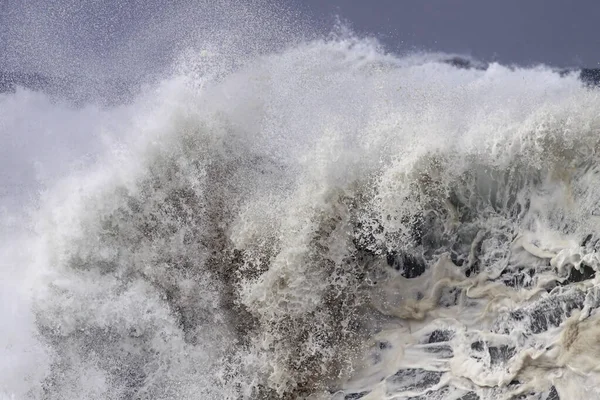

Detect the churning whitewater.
xmin=3 ymin=34 xmax=600 ymax=400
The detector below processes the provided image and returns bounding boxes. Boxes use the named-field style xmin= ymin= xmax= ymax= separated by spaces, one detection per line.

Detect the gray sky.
xmin=295 ymin=0 xmax=600 ymax=68
xmin=1 ymin=0 xmax=600 ymax=76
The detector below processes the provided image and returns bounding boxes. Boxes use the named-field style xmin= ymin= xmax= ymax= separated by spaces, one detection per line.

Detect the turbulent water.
xmin=4 ymin=23 xmax=600 ymax=400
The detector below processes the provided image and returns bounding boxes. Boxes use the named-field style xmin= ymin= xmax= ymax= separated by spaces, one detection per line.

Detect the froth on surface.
xmin=3 ymin=27 xmax=600 ymax=400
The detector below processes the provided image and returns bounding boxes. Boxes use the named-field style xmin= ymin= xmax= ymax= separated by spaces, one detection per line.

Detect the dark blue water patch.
xmin=441 ymin=58 xmax=600 ymax=90
xmin=443 ymin=57 xmax=487 ymax=71
xmin=563 ymin=263 xmax=596 ymax=284
xmin=459 ymin=393 xmax=480 ymax=400
xmin=546 ymin=386 xmax=559 ymax=400
xmin=513 ymin=390 xmax=555 ymax=400
xmin=526 ymin=389 xmax=559 ymax=400
xmin=344 ymin=391 xmax=370 ymax=399
xmin=469 ymin=341 xmax=516 ymax=365
xmin=495 ymin=289 xmax=588 ymax=335
xmin=386 ymin=251 xmax=427 ymax=279
xmin=405 ymin=386 xmax=480 ymax=400
xmin=529 ymin=306 xmax=564 ymax=334
xmin=580 ymin=68 xmax=600 ymax=87
xmin=581 ymin=233 xmax=595 ymax=248
xmin=378 ymin=340 xmax=392 ymax=350
xmin=423 ymin=344 xmax=453 ymax=359
xmin=385 ymin=368 xmax=443 ymax=393
xmin=488 ymin=345 xmax=516 ymax=366
xmin=471 ymin=341 xmax=484 ymax=352
xmin=427 ymin=329 xmax=454 ymax=343
xmin=499 ymin=266 xmax=536 ymax=289
xmin=529 ymin=290 xmax=586 ymax=334
xmin=450 ymin=251 xmax=465 ymax=267
xmin=406 ymin=386 xmax=450 ymax=400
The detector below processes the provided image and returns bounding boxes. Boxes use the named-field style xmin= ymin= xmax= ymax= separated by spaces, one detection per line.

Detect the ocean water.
xmin=2 ymin=13 xmax=600 ymax=400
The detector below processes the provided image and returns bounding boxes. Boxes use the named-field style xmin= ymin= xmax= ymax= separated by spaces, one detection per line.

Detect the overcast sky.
xmin=1 ymin=0 xmax=599 ymax=74
xmin=295 ymin=0 xmax=600 ymax=68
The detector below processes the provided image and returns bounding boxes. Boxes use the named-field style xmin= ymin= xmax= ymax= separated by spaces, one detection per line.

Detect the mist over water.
xmin=3 ymin=2 xmax=600 ymax=399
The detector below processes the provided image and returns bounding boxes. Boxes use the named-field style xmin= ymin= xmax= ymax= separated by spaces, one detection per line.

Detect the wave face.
xmin=3 ymin=33 xmax=600 ymax=400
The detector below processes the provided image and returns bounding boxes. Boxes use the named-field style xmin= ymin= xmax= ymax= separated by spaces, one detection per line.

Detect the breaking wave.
xmin=3 ymin=29 xmax=600 ymax=400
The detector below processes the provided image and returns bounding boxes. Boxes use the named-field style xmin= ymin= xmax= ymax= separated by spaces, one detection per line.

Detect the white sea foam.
xmin=1 ymin=27 xmax=600 ymax=400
